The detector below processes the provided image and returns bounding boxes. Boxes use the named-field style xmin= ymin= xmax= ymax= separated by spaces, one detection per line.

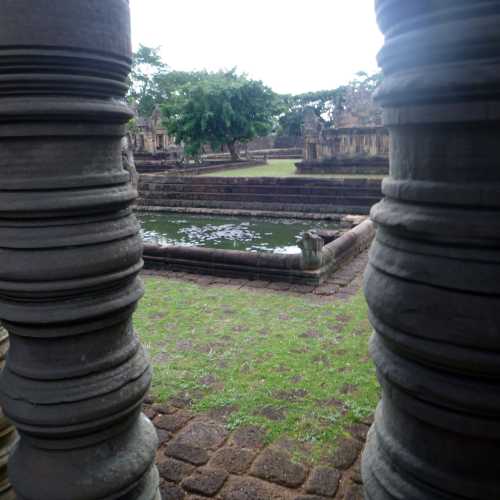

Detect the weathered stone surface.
xmin=250 ymin=448 xmax=307 ymax=488
xmin=347 ymin=423 xmax=369 ymax=443
xmin=156 ymin=410 xmax=193 ymax=432
xmin=164 ymin=442 xmax=209 ymax=466
xmin=304 ymin=466 xmax=341 ymax=497
xmin=157 ymin=428 xmax=172 ymax=445
xmin=161 ymin=481 xmax=186 ymax=500
xmin=169 ymin=394 xmax=193 ymax=409
xmin=158 ymin=458 xmax=195 ymax=483
xmin=220 ymin=476 xmax=290 ymax=500
xmin=0 ymin=2 xmax=159 ymax=499
xmin=181 ymin=467 xmax=229 ymax=496
xmin=173 ymin=418 xmax=229 ymax=450
xmin=144 ymin=406 xmax=157 ymax=420
xmin=327 ymin=438 xmax=362 ymax=470
xmin=295 ymin=496 xmax=329 ymax=500
xmin=230 ymin=426 xmax=267 ymax=449
xmin=363 ymin=2 xmax=500 ymax=499
xmin=342 ymin=483 xmax=363 ymax=500
xmin=209 ymin=447 xmax=257 ymax=474
xmin=154 ymin=403 xmax=179 ymax=415
xmin=350 ymin=459 xmax=362 ymax=485
xmin=0 ymin=329 xmax=16 ymax=499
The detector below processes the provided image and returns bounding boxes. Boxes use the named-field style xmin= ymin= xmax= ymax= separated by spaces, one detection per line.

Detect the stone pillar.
xmin=0 ymin=329 xmax=15 ymax=500
xmin=0 ymin=1 xmax=160 ymax=499
xmin=362 ymin=2 xmax=500 ymax=499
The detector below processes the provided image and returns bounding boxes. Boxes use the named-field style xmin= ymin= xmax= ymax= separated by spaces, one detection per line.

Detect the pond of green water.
xmin=138 ymin=213 xmax=339 ymax=254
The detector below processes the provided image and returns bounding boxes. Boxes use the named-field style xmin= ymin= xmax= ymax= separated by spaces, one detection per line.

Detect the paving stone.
xmin=326 ymin=438 xmax=363 ymax=470
xmin=156 ymin=410 xmax=193 ymax=433
xmin=304 ymin=466 xmax=341 ymax=497
xmin=164 ymin=442 xmax=209 ymax=466
xmin=174 ymin=418 xmax=229 ymax=450
xmin=181 ymin=467 xmax=229 ymax=496
xmin=153 ymin=403 xmax=179 ymax=415
xmin=208 ymin=447 xmax=257 ymax=474
xmin=220 ymin=476 xmax=290 ymax=500
xmin=347 ymin=423 xmax=370 ymax=443
xmin=206 ymin=404 xmax=239 ymax=422
xmin=268 ymin=282 xmax=292 ymax=291
xmin=250 ymin=447 xmax=307 ymax=488
xmin=156 ymin=428 xmax=172 ymax=445
xmin=144 ymin=406 xmax=157 ymax=420
xmin=331 ymin=277 xmax=353 ymax=287
xmin=295 ymin=496 xmax=330 ymax=500
xmin=343 ymin=483 xmax=364 ymax=500
xmin=289 ymin=285 xmax=315 ymax=294
xmin=169 ymin=394 xmax=193 ymax=408
xmin=335 ymin=292 xmax=354 ymax=301
xmin=361 ymin=415 xmax=374 ymax=426
xmin=193 ymin=276 xmax=216 ymax=286
xmin=313 ymin=285 xmax=340 ymax=296
xmin=248 ymin=280 xmax=271 ymax=289
xmin=158 ymin=458 xmax=195 ymax=483
xmin=351 ymin=458 xmax=363 ymax=485
xmin=160 ymin=481 xmax=185 ymax=500
xmin=230 ymin=426 xmax=267 ymax=449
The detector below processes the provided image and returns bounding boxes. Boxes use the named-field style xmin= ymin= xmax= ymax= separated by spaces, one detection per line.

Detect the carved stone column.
xmin=363 ymin=1 xmax=500 ymax=499
xmin=0 ymin=1 xmax=159 ymax=499
xmin=0 ymin=329 xmax=15 ymax=500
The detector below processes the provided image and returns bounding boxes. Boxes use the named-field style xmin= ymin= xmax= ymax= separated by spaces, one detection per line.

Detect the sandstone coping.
xmin=142 ymin=220 xmax=374 ymax=286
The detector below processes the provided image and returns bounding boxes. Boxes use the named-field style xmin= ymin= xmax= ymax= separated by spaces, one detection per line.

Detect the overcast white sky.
xmin=129 ymin=0 xmax=383 ymax=95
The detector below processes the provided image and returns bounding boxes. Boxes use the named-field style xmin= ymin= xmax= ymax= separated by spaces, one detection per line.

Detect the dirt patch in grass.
xmin=256 ymin=406 xmax=287 ymax=421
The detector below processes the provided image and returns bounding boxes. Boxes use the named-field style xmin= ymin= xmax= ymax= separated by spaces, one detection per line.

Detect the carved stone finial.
xmin=299 ymin=232 xmax=324 ymax=270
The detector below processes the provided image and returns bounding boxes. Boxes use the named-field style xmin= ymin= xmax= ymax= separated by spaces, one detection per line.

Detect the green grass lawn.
xmin=201 ymin=159 xmax=385 ymax=179
xmin=136 ymin=276 xmax=379 ymax=463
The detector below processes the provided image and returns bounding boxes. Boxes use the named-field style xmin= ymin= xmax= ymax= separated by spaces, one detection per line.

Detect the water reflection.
xmin=138 ymin=213 xmax=338 ymax=254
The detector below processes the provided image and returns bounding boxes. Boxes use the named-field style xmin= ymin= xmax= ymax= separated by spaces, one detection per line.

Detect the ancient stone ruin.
xmin=0 ymin=1 xmax=497 ymax=500
xmin=297 ymin=108 xmax=389 ymax=176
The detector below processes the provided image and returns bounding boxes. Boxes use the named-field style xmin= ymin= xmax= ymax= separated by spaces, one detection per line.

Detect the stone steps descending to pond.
xmin=138 ymin=175 xmax=382 ymax=215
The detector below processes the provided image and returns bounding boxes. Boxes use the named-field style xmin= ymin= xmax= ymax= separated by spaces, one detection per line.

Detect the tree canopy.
xmin=128 ymin=45 xmax=168 ymax=116
xmin=127 ymin=46 xmax=383 ymax=156
xmin=161 ymin=70 xmax=282 ymax=160
xmin=128 ymin=45 xmax=205 ymax=116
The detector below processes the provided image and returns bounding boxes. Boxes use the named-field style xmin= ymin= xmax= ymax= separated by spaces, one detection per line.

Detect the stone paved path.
xmin=144 ymin=251 xmax=371 ymax=499
xmin=145 ymin=398 xmax=370 ymax=500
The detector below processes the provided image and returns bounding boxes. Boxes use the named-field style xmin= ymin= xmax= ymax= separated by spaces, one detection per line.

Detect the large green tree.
xmin=128 ymin=45 xmax=168 ymax=116
xmin=162 ymin=71 xmax=282 ymax=160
